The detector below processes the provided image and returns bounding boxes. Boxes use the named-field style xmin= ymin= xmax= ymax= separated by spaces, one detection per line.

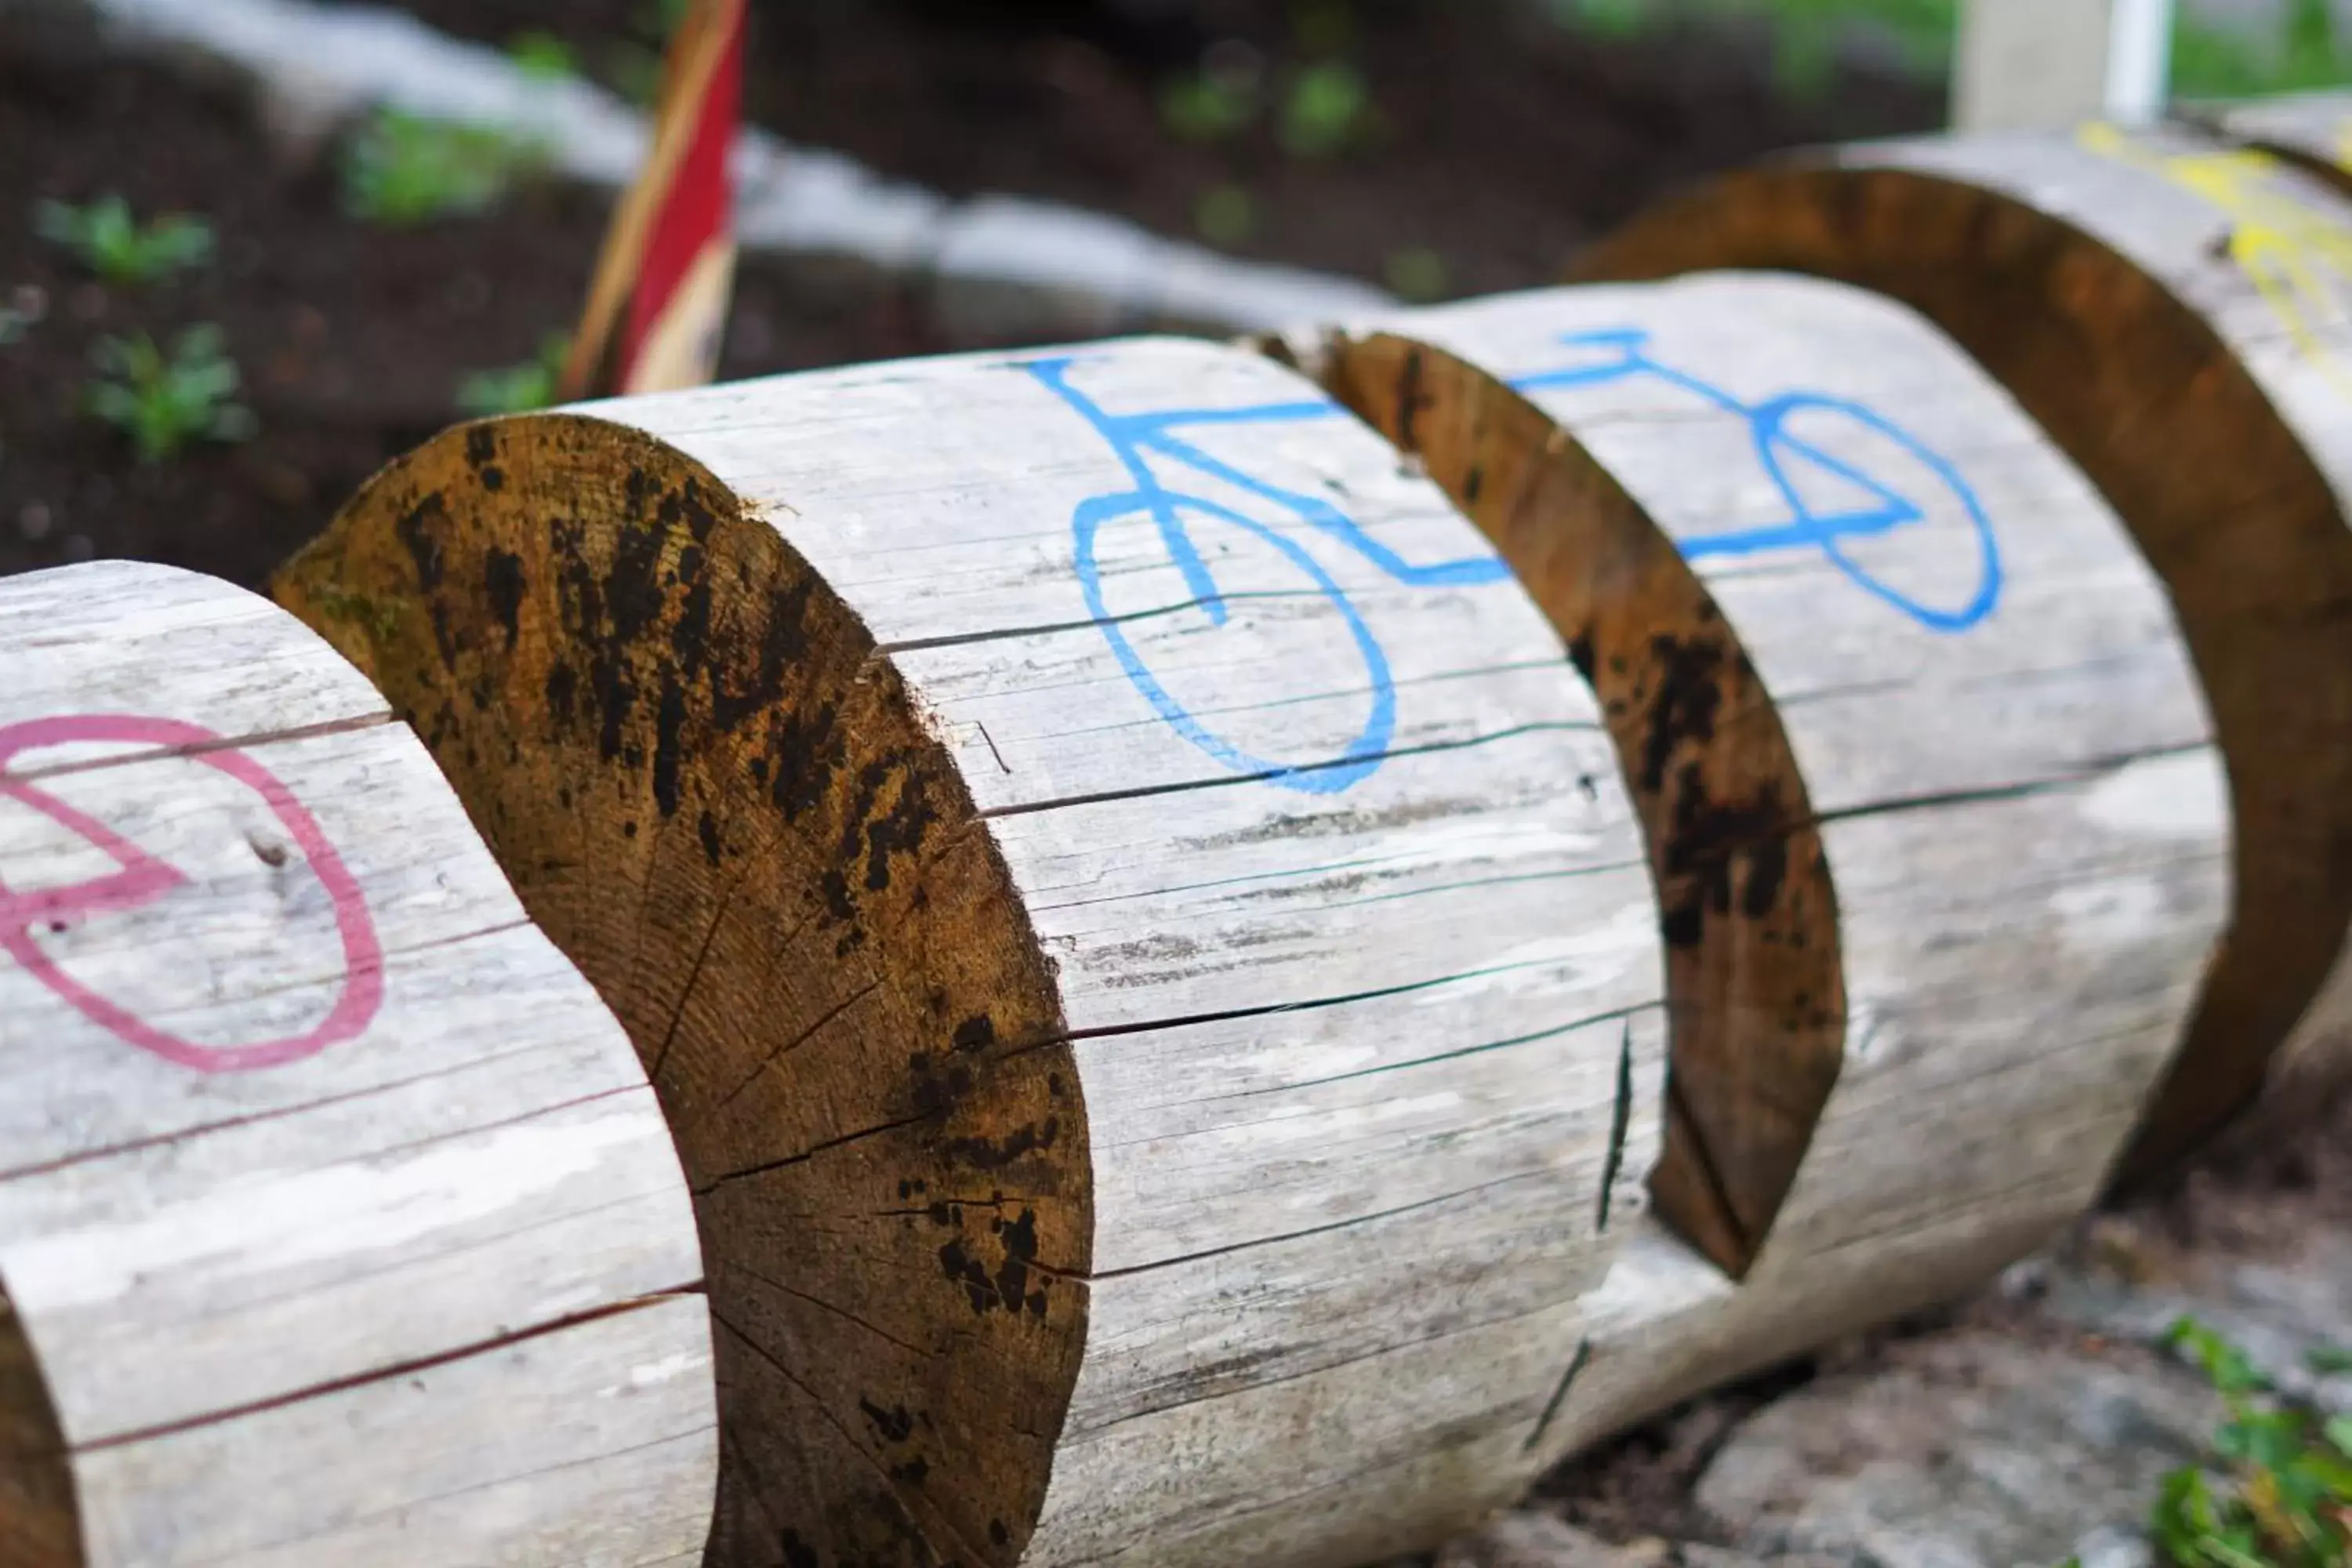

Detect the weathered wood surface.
xmin=1574 ymin=122 xmax=2352 ymax=1182
xmin=274 ymin=337 xmax=1668 ymax=1567
xmin=2201 ymin=89 xmax=2352 ymax=186
xmin=1283 ymin=272 xmax=2230 ymax=1461
xmin=0 ymin=561 xmax=715 ymax=1566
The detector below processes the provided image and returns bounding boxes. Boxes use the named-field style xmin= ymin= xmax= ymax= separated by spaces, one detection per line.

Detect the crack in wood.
xmin=1598 ymin=1022 xmax=1637 ymax=1235
xmin=78 ymin=1289 xmax=704 ymax=1454
xmin=1526 ymin=1336 xmax=1593 ymax=1454
xmin=0 ymin=711 xmax=393 ymax=786
xmin=976 ymin=720 xmax=1601 ymax=819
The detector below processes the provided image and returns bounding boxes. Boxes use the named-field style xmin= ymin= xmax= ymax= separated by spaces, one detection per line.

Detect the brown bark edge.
xmin=1276 ymin=331 xmax=1844 ymax=1279
xmin=1571 ymin=160 xmax=2352 ymax=1189
xmin=274 ymin=416 xmax=1092 ymax=1568
xmin=2178 ymin=101 xmax=2352 ymax=201
xmin=0 ymin=1276 xmax=82 ymax=1567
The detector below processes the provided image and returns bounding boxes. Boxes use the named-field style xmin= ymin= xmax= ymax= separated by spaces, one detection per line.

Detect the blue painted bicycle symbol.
xmin=1511 ymin=330 xmax=2001 ymax=632
xmin=1029 ymin=354 xmax=1509 ymax=793
xmin=1027 ymin=329 xmax=2000 ymax=793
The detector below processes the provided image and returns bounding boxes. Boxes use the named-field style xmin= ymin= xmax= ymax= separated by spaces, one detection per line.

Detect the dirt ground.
xmin=374 ymin=0 xmax=1944 ymax=292
xmin=0 ymin=0 xmax=1940 ymax=587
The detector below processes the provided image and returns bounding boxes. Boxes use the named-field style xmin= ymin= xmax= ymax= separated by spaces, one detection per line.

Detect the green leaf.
xmin=2220 ymin=1410 xmax=2307 ymax=1470
xmin=2154 ymin=1463 xmax=2222 ymax=1554
xmin=33 ymin=194 xmax=213 ymax=285
xmin=456 ymin=332 xmax=571 ymax=418
xmin=2307 ymin=1345 xmax=2352 ymax=1376
xmin=2168 ymin=1317 xmax=2271 ymax=1396
xmin=1280 ymin=61 xmax=1370 ymax=158
xmin=82 ymin=325 xmax=254 ymax=464
xmin=1384 ymin=248 xmax=1449 ymax=303
xmin=2328 ymin=1414 xmax=2352 ymax=1457
xmin=339 ymin=109 xmax=545 ymax=227
xmin=1161 ymin=72 xmax=1260 ymax=143
xmin=1544 ymin=0 xmax=1653 ymax=38
xmin=509 ymin=30 xmax=578 ymax=82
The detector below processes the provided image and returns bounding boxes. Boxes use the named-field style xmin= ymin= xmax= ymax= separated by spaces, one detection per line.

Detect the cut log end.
xmin=1573 ymin=158 xmax=2352 ymax=1186
xmin=1298 ymin=331 xmax=1843 ymax=1276
xmin=275 ymin=416 xmax=1093 ymax=1567
xmin=0 ymin=1282 xmax=81 ymax=1568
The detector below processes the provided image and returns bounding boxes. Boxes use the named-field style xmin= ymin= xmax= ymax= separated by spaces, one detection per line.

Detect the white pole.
xmin=1952 ymin=0 xmax=2175 ymax=131
xmin=2105 ymin=0 xmax=2177 ymax=125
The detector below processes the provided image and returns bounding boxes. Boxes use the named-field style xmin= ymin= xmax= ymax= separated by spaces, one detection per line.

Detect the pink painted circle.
xmin=0 ymin=715 xmax=385 ymax=1073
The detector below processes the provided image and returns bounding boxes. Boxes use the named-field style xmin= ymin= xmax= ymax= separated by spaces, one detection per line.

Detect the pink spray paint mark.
xmin=0 ymin=715 xmax=385 ymax=1073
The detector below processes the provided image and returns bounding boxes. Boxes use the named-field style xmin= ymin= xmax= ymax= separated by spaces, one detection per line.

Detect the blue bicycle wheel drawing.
xmin=1748 ymin=394 xmax=2002 ymax=633
xmin=1072 ymin=489 xmax=1397 ymax=793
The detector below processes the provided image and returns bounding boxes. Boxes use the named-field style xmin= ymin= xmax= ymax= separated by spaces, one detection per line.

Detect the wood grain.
xmin=277 ymin=338 xmax=1666 ymax=1566
xmin=1574 ymin=124 xmax=2352 ymax=1183
xmin=0 ymin=560 xmax=715 ymax=1568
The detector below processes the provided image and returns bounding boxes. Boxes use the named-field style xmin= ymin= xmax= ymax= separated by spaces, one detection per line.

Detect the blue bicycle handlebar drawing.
xmin=1027 ymin=329 xmax=2001 ymax=794
xmin=1029 ymin=355 xmax=1512 ymax=793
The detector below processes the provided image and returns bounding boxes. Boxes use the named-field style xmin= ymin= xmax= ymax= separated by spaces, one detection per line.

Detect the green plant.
xmin=1163 ymin=72 xmax=1259 ymax=141
xmin=1385 ymin=248 xmax=1450 ymax=303
xmin=2175 ymin=0 xmax=2352 ymax=100
xmin=456 ymin=332 xmax=572 ymax=418
xmin=606 ymin=42 xmax=666 ymax=107
xmin=83 ymin=325 xmax=256 ymax=464
xmin=2147 ymin=1318 xmax=2352 ymax=1568
xmin=1280 ymin=60 xmax=1371 ymax=156
xmin=608 ymin=0 xmax=697 ymax=101
xmin=1162 ymin=42 xmax=1265 ymax=143
xmin=34 ymin=194 xmax=213 ymax=285
xmin=1544 ymin=0 xmax=1954 ymax=96
xmin=339 ymin=109 xmax=545 ymax=227
xmin=636 ymin=0 xmax=692 ymax=39
xmin=1194 ymin=183 xmax=1258 ymax=245
xmin=1548 ymin=0 xmax=2352 ymax=101
xmin=1546 ymin=0 xmax=1650 ymax=39
xmin=509 ymin=30 xmax=579 ymax=82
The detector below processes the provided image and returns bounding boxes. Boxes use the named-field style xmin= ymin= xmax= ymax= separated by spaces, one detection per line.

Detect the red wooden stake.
xmin=560 ymin=0 xmax=747 ymax=399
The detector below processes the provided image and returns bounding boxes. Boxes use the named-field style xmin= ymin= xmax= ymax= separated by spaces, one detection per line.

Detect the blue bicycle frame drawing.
xmin=1026 ymin=328 xmax=2001 ymax=794
xmin=1509 ymin=330 xmax=2001 ymax=633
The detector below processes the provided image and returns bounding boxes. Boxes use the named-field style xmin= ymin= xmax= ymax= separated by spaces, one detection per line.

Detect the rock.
xmin=1675 ymin=1546 xmax=1834 ymax=1568
xmin=1694 ymin=1334 xmax=2216 ymax=1568
xmin=2067 ymin=1523 xmax=2154 ymax=1568
xmin=2043 ymin=1231 xmax=2352 ymax=1415
xmin=1432 ymin=1514 xmax=1675 ymax=1568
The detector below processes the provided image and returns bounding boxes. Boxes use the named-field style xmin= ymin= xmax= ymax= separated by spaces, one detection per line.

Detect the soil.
xmin=0 ymin=5 xmax=982 ymax=586
xmin=372 ymin=0 xmax=1946 ymax=296
xmin=0 ymin=0 xmax=1940 ymax=590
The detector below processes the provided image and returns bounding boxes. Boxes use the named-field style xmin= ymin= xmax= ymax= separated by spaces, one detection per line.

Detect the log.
xmin=1570 ymin=121 xmax=2352 ymax=1182
xmin=0 ymin=561 xmax=714 ymax=1566
xmin=2198 ymin=89 xmax=2352 ymax=188
xmin=271 ymin=340 xmax=1668 ymax=1566
xmin=1276 ymin=270 xmax=2230 ymax=1459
